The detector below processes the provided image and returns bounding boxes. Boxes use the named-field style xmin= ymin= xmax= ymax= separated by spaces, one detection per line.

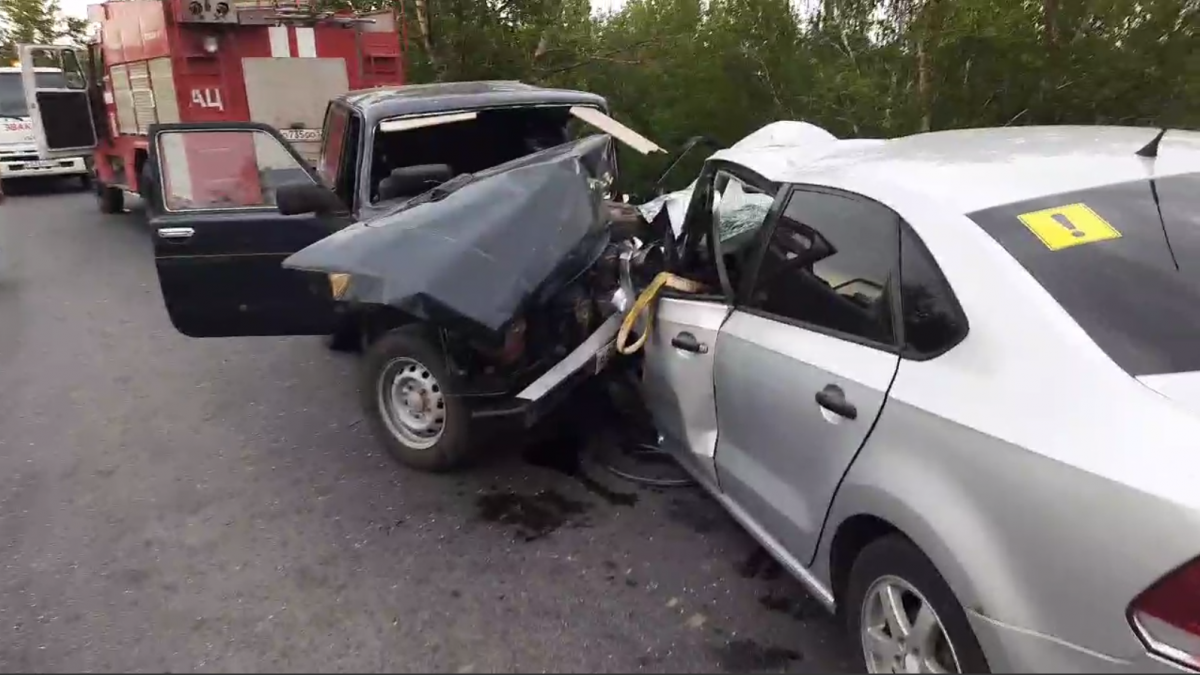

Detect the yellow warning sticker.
xmin=1016 ymin=202 xmax=1122 ymax=251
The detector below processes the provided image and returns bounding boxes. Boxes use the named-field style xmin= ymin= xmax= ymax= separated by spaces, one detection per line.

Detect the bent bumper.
xmin=0 ymin=156 xmax=87 ymax=178
xmin=970 ymin=612 xmax=1196 ymax=673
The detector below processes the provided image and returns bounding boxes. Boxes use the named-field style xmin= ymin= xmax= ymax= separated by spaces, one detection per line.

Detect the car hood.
xmin=282 ymin=134 xmax=615 ymax=338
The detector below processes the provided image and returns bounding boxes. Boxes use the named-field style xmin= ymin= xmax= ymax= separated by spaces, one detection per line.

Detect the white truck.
xmin=0 ymin=65 xmax=90 ymax=187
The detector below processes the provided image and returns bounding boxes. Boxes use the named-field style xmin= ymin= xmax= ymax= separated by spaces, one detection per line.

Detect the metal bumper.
xmin=469 ymin=313 xmax=623 ymax=428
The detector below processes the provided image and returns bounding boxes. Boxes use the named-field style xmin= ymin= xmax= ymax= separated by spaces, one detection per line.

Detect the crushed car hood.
xmin=282 ymin=134 xmax=615 ymax=337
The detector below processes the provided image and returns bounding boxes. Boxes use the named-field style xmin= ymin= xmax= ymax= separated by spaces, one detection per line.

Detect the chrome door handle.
xmin=157 ymin=227 xmax=194 ymax=240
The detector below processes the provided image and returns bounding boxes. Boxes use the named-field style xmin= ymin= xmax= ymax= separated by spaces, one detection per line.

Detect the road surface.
xmin=0 ymin=178 xmax=856 ymax=673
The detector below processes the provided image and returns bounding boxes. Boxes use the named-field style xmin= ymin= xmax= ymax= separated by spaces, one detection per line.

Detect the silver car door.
xmin=639 ymin=162 xmax=782 ymax=487
xmin=713 ymin=185 xmax=903 ymax=564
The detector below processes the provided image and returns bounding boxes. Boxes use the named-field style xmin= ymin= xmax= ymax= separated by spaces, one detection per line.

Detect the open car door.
xmin=17 ymin=44 xmax=97 ymax=160
xmin=147 ymin=122 xmax=348 ymax=337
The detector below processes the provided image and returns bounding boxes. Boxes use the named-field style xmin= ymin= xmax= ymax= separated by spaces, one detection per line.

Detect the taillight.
xmin=1129 ymin=556 xmax=1200 ymax=669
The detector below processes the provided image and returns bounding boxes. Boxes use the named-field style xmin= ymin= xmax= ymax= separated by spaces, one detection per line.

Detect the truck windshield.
xmin=968 ymin=171 xmax=1200 ymax=377
xmin=0 ymin=71 xmax=70 ymax=118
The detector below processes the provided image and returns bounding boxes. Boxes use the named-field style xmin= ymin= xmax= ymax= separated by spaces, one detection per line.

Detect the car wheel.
xmin=78 ymin=172 xmax=92 ymax=190
xmin=97 ymin=183 xmax=124 ymax=214
xmin=360 ymin=325 xmax=475 ymax=473
xmin=325 ymin=319 xmax=363 ymax=353
xmin=846 ymin=535 xmax=989 ymax=674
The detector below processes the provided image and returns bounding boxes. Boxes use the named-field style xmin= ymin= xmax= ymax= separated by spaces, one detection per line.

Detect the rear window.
xmin=968 ymin=171 xmax=1200 ymax=376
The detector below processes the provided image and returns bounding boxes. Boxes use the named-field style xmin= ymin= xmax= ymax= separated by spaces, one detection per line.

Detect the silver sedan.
xmin=636 ymin=123 xmax=1200 ymax=673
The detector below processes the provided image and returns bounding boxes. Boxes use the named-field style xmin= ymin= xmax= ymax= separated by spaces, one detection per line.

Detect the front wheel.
xmin=360 ymin=326 xmax=476 ymax=473
xmin=97 ymin=183 xmax=124 ymax=214
xmin=845 ymin=535 xmax=989 ymax=674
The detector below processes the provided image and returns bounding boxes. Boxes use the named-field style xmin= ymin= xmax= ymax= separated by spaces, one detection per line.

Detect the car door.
xmin=639 ymin=162 xmax=782 ymax=487
xmin=17 ymin=44 xmax=97 ymax=160
xmin=712 ymin=185 xmax=903 ymax=564
xmin=146 ymin=122 xmax=350 ymax=338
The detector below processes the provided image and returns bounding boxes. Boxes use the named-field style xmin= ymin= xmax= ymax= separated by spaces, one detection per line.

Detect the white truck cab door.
xmin=17 ymin=44 xmax=97 ymax=159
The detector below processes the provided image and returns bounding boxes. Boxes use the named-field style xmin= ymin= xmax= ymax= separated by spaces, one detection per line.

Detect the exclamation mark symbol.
xmin=1052 ymin=213 xmax=1086 ymax=238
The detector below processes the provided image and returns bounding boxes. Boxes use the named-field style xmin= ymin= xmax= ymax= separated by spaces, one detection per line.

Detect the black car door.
xmin=146 ymin=122 xmax=350 ymax=337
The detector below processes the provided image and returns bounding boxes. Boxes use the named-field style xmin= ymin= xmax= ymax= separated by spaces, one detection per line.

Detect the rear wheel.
xmin=845 ymin=535 xmax=989 ymax=674
xmin=360 ymin=325 xmax=476 ymax=473
xmin=97 ymin=183 xmax=124 ymax=214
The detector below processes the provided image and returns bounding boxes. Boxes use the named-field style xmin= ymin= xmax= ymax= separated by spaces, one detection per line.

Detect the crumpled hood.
xmin=282 ymin=134 xmax=615 ymax=337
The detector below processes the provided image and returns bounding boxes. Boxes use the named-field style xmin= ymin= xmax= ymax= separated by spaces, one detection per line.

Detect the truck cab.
xmin=0 ymin=64 xmax=92 ymax=186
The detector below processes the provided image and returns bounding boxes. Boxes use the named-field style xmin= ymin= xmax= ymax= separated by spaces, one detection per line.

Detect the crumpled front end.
xmin=283 ymin=134 xmax=619 ymax=340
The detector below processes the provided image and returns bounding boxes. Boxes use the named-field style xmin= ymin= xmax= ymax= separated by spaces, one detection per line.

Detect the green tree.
xmin=0 ymin=0 xmax=88 ymax=63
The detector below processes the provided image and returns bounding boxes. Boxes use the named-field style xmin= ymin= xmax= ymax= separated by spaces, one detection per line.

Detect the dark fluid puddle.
xmin=758 ymin=591 xmax=822 ymax=621
xmin=475 ymin=488 xmax=591 ymax=542
xmin=711 ymin=638 xmax=802 ymax=672
xmin=738 ymin=547 xmax=784 ymax=581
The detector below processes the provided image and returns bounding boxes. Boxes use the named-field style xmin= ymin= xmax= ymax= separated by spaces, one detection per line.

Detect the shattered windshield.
xmin=0 ymin=72 xmax=69 ymax=118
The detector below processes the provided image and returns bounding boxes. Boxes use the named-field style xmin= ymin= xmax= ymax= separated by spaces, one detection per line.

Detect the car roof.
xmin=717 ymin=125 xmax=1200 ymax=214
xmin=337 ymin=80 xmax=608 ymax=127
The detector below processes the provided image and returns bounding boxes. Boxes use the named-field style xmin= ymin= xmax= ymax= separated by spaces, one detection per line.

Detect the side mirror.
xmin=276 ymin=182 xmax=345 ymax=216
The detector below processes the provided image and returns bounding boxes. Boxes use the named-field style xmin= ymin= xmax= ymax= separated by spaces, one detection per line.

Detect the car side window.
xmin=745 ymin=188 xmax=900 ymax=347
xmin=677 ymin=165 xmax=778 ymax=297
xmin=899 ymin=224 xmax=968 ymax=358
xmin=157 ymin=129 xmax=314 ymax=211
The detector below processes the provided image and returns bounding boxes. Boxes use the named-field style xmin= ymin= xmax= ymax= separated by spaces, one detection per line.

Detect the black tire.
xmin=360 ymin=325 xmax=475 ymax=473
xmin=845 ymin=535 xmax=989 ymax=674
xmin=138 ymin=160 xmax=153 ymax=204
xmin=78 ymin=172 xmax=92 ymax=190
xmin=97 ymin=183 xmax=124 ymax=214
xmin=324 ymin=318 xmax=363 ymax=353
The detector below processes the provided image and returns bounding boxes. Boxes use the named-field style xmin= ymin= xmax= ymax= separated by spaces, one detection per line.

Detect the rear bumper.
xmin=0 ymin=156 xmax=87 ymax=178
xmin=969 ymin=612 xmax=1196 ymax=673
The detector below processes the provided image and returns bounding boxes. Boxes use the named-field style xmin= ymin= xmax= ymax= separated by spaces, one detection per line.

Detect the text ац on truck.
xmin=132 ymin=80 xmax=676 ymax=473
xmin=15 ymin=0 xmax=405 ymax=214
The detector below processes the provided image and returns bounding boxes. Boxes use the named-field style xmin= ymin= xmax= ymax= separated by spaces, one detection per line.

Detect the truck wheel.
xmin=97 ymin=183 xmax=124 ymax=214
xmin=360 ymin=325 xmax=475 ymax=473
xmin=78 ymin=173 xmax=92 ymax=191
xmin=845 ymin=535 xmax=989 ymax=674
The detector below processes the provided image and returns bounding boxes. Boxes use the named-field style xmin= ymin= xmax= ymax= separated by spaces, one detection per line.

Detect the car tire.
xmin=97 ymin=183 xmax=124 ymax=214
xmin=325 ymin=318 xmax=363 ymax=353
xmin=78 ymin=173 xmax=92 ymax=191
xmin=845 ymin=535 xmax=989 ymax=674
xmin=360 ymin=325 xmax=475 ymax=473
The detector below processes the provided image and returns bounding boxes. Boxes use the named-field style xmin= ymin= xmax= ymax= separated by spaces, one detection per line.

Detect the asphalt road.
xmin=0 ymin=178 xmax=857 ymax=673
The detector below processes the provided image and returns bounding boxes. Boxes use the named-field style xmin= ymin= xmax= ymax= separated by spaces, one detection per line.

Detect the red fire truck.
xmin=17 ymin=0 xmax=405 ymax=213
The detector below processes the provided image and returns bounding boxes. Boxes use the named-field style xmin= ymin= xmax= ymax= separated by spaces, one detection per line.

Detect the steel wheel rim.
xmin=377 ymin=356 xmax=446 ymax=450
xmin=861 ymin=575 xmax=962 ymax=674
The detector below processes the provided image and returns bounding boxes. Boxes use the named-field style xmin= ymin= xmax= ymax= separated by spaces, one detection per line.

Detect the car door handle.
xmin=815 ymin=384 xmax=857 ymax=420
xmin=671 ymin=331 xmax=708 ymax=354
xmin=157 ymin=227 xmax=194 ymax=241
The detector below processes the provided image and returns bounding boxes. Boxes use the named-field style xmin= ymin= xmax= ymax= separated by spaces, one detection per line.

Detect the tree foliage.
xmin=377 ymin=0 xmax=1197 ymax=192
xmin=0 ymin=0 xmax=89 ymax=63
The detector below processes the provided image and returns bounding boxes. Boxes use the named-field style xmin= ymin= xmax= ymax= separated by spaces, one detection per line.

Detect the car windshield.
xmin=0 ymin=71 xmax=69 ymax=118
xmin=968 ymin=171 xmax=1200 ymax=376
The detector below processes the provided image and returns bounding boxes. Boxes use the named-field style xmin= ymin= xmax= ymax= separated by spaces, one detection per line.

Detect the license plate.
xmin=280 ymin=129 xmax=321 ymax=142
xmin=594 ymin=339 xmax=616 ymax=375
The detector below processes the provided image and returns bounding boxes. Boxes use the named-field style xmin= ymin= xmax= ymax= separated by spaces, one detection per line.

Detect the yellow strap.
xmin=615 ymin=271 xmax=707 ymax=355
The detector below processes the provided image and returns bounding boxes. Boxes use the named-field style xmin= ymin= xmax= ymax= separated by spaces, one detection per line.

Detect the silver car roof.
xmin=718 ymin=125 xmax=1200 ymax=213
